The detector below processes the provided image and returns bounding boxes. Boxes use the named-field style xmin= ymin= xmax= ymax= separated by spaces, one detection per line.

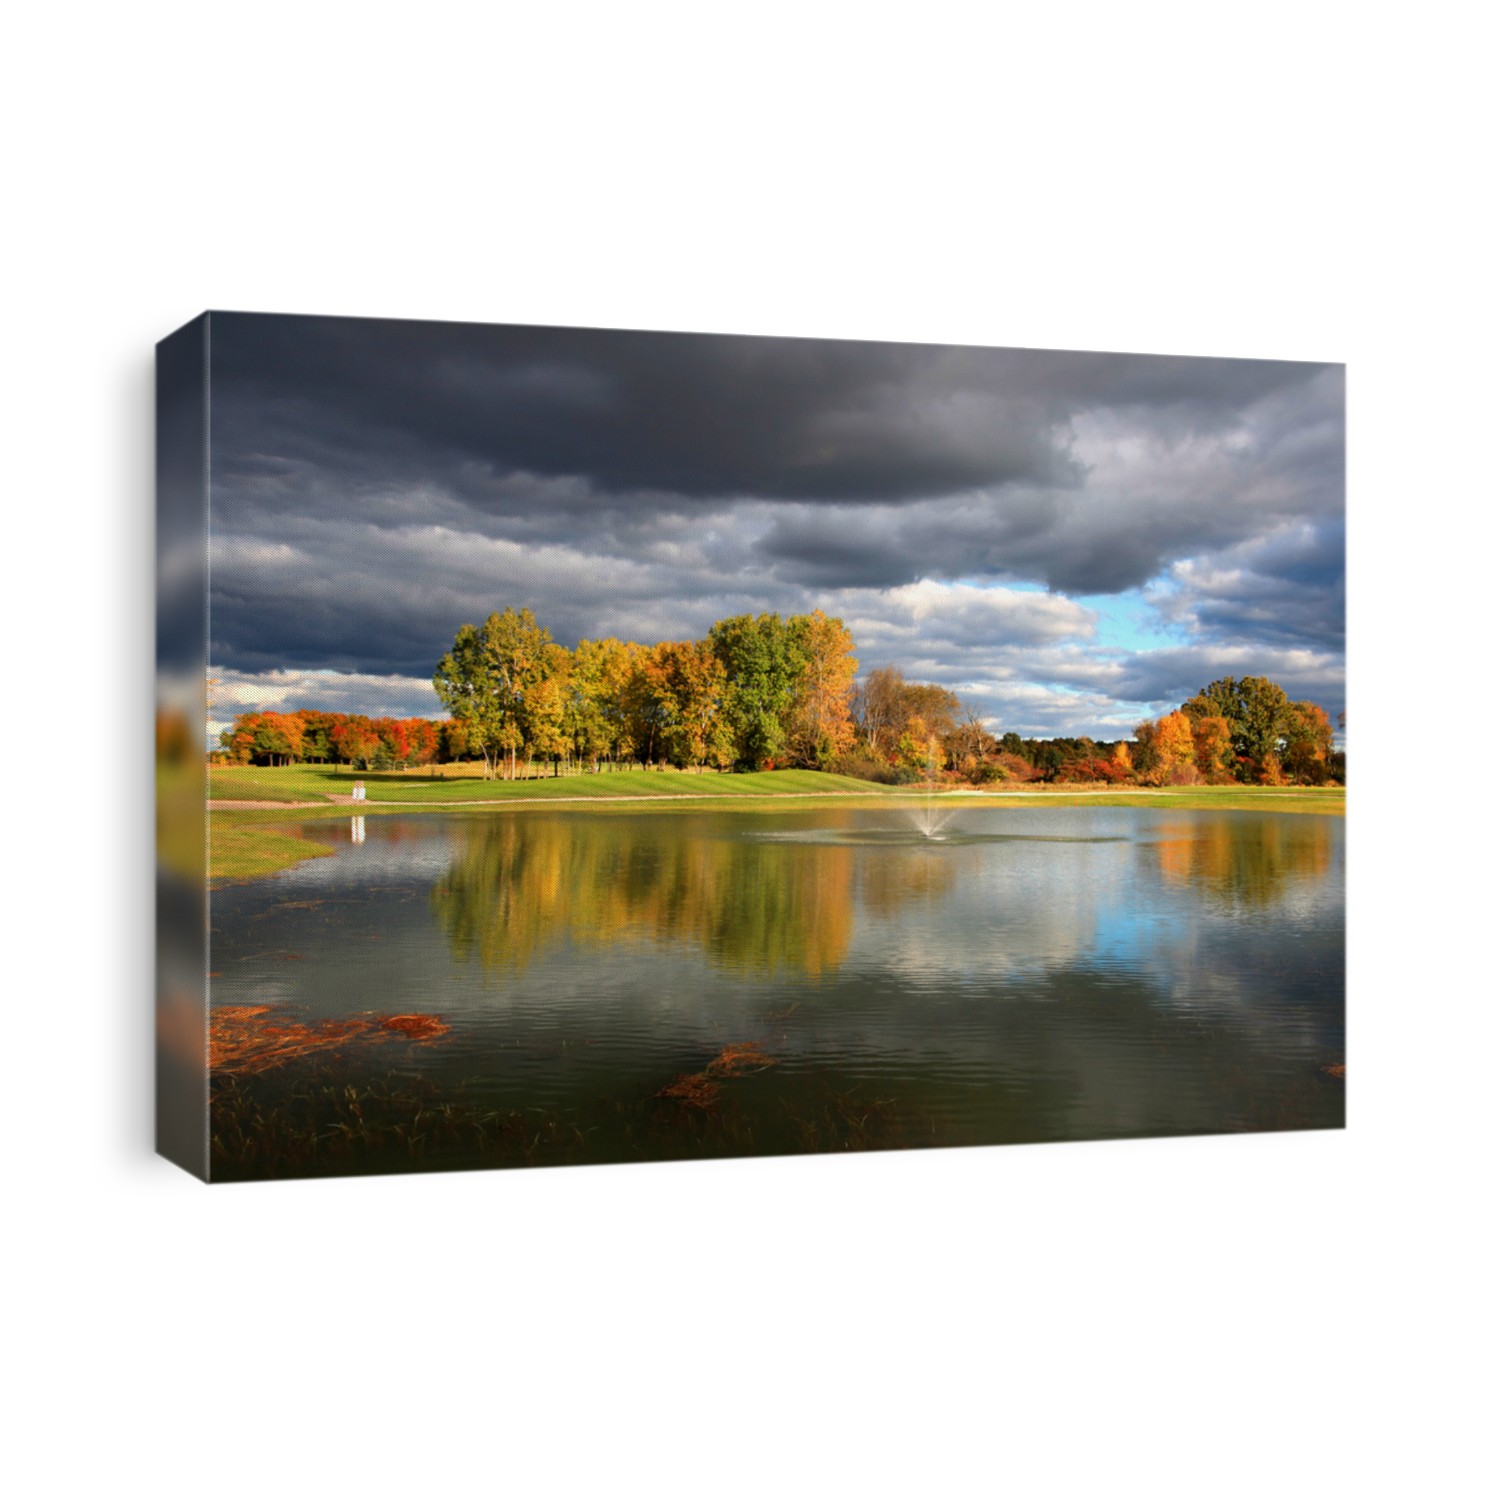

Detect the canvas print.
xmin=155 ymin=313 xmax=1345 ymax=1182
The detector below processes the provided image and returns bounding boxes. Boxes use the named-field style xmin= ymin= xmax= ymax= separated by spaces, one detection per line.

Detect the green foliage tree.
xmin=709 ymin=613 xmax=808 ymax=768
xmin=1184 ymin=675 xmax=1292 ymax=781
xmin=568 ymin=637 xmax=634 ymax=770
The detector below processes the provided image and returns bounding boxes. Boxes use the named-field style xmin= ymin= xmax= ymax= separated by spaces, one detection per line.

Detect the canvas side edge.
xmin=155 ymin=314 xmax=211 ymax=1181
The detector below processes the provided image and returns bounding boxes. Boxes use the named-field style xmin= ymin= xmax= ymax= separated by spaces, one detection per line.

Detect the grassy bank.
xmin=210 ymin=762 xmax=898 ymax=804
xmin=949 ymin=784 xmax=1346 ymax=814
xmin=210 ymin=761 xmax=1344 ymax=812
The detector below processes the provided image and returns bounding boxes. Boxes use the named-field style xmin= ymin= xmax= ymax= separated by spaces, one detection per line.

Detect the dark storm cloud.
xmin=211 ymin=311 xmax=1333 ymax=510
xmin=756 ymin=367 xmax=1345 ymax=603
xmin=212 ymin=313 xmax=1081 ymax=509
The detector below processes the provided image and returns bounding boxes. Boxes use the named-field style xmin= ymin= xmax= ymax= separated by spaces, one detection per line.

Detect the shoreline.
xmin=209 ymin=784 xmax=1344 ymax=812
xmin=205 ymin=784 xmax=1344 ymax=883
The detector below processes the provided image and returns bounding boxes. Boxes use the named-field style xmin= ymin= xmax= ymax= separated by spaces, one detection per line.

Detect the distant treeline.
xmin=214 ymin=608 xmax=1342 ymax=787
xmin=842 ymin=668 xmax=1340 ymax=787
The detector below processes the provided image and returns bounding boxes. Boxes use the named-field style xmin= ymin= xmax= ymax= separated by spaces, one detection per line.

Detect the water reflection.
xmin=1145 ymin=815 xmax=1333 ymax=906
xmin=431 ymin=814 xmax=864 ymax=978
xmin=857 ymin=844 xmax=961 ymax=916
xmin=208 ymin=806 xmax=1345 ymax=1178
xmin=427 ymin=809 xmax=1339 ymax=983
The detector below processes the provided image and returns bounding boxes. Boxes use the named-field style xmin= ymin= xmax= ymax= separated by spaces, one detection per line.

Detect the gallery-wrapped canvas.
xmin=156 ymin=312 xmax=1345 ymax=1183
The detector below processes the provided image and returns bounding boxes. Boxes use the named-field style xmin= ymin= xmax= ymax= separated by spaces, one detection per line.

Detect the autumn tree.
xmin=622 ymin=644 xmax=670 ymax=767
xmin=433 ymin=608 xmax=556 ymax=779
xmin=644 ymin=640 xmax=733 ymax=771
xmin=568 ymin=637 xmax=635 ymax=771
xmin=1190 ymin=714 xmax=1235 ymax=783
xmin=250 ymin=712 xmax=304 ymax=766
xmin=404 ymin=718 xmax=440 ymax=766
xmin=330 ymin=717 xmax=381 ymax=769
xmin=945 ymin=701 xmax=996 ymax=778
xmin=786 ymin=610 xmax=859 ymax=769
xmin=1282 ymin=700 xmax=1334 ymax=784
xmin=373 ymin=717 xmax=410 ymax=767
xmin=521 ymin=645 xmax=572 ymax=775
xmin=853 ymin=666 xmax=908 ymax=757
xmin=1155 ymin=710 xmax=1197 ymax=784
xmin=853 ymin=668 xmax=961 ymax=767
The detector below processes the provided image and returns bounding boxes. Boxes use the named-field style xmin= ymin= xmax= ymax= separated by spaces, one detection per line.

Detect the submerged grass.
xmin=210 ymin=821 xmax=336 ymax=883
xmin=208 ymin=1025 xmax=946 ymax=1180
xmin=211 ymin=1071 xmax=531 ymax=1180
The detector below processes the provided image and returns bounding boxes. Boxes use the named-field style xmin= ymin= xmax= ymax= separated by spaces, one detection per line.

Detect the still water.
xmin=209 ymin=806 xmax=1344 ymax=1179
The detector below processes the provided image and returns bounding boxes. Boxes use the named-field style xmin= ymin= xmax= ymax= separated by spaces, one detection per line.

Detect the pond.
xmin=208 ymin=805 xmax=1344 ymax=1179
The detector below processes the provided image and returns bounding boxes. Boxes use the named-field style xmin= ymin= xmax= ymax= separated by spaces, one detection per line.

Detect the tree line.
xmin=839 ymin=668 xmax=1338 ymax=786
xmin=215 ymin=610 xmax=1340 ymax=787
xmin=1129 ymin=676 xmax=1339 ymax=786
xmin=429 ymin=607 xmax=860 ymax=777
xmin=216 ymin=708 xmax=444 ymax=770
xmin=210 ymin=608 xmax=864 ymax=776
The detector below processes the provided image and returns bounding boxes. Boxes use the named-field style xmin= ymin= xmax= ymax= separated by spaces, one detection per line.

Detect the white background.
xmin=5 ymin=4 xmax=1494 ymax=1496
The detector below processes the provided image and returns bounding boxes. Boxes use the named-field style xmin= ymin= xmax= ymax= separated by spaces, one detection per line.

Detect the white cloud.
xmin=208 ymin=666 xmax=442 ymax=738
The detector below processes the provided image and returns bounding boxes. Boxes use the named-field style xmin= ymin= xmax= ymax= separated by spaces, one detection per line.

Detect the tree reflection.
xmin=431 ymin=815 xmax=860 ymax=978
xmin=856 ymin=846 xmax=959 ymax=916
xmin=1147 ymin=815 xmax=1333 ymax=906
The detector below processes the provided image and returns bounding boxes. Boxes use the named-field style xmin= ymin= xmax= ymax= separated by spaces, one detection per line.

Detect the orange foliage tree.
xmin=1133 ymin=710 xmax=1197 ymax=785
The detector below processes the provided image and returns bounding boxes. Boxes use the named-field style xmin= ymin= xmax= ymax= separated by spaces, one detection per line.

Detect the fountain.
xmin=905 ymin=748 xmax=956 ymax=841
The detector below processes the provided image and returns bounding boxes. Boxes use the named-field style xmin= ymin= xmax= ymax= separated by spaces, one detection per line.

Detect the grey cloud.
xmin=1149 ymin=520 xmax=1346 ymax=653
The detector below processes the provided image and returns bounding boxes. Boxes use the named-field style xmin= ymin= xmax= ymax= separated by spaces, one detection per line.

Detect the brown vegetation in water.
xmin=381 ymin=1014 xmax=451 ymax=1039
xmin=210 ymin=1004 xmax=451 ymax=1076
xmin=1321 ymin=1063 xmax=1346 ymax=1079
xmin=656 ymin=1041 xmax=778 ymax=1109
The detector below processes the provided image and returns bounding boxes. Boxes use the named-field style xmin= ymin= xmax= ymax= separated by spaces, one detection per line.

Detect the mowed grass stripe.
xmin=209 ymin=764 xmax=899 ymax=804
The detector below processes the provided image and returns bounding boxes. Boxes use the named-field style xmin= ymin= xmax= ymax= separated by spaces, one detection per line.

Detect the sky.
xmin=206 ymin=312 xmax=1344 ymax=743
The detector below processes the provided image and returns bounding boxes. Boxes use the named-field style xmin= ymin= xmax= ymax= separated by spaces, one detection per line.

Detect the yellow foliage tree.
xmin=789 ymin=610 xmax=859 ymax=768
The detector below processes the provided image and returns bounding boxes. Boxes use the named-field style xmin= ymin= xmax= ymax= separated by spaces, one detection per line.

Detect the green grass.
xmin=950 ymin=784 xmax=1345 ymax=814
xmin=211 ymin=761 xmax=1344 ymax=813
xmin=210 ymin=762 xmax=901 ymax=804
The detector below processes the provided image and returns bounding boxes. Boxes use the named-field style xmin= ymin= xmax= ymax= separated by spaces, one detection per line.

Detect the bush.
xmin=829 ymin=752 xmax=906 ymax=785
xmin=994 ymin=752 xmax=1037 ymax=781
